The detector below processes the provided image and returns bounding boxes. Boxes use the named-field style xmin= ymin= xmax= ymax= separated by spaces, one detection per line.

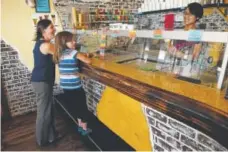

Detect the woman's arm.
xmin=192 ymin=43 xmax=201 ymax=60
xmin=76 ymin=53 xmax=92 ymax=64
xmin=40 ymin=42 xmax=55 ymax=55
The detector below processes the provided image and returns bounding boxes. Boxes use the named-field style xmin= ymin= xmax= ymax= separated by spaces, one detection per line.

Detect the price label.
xmin=153 ymin=29 xmax=163 ymax=39
xmin=111 ymin=33 xmax=117 ymax=38
xmin=188 ymin=30 xmax=202 ymax=42
xmin=100 ymin=43 xmax=106 ymax=48
xmin=128 ymin=30 xmax=136 ymax=38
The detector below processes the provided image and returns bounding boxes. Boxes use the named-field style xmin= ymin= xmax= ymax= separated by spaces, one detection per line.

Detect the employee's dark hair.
xmin=187 ymin=2 xmax=204 ymax=21
xmin=34 ymin=19 xmax=52 ymax=41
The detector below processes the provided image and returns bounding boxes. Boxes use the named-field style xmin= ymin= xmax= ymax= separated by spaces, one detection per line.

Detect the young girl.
xmin=54 ymin=31 xmax=92 ymax=135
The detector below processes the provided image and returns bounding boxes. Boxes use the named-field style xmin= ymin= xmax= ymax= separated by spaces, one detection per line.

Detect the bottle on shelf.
xmin=71 ymin=7 xmax=77 ymax=29
xmin=78 ymin=10 xmax=82 ymax=27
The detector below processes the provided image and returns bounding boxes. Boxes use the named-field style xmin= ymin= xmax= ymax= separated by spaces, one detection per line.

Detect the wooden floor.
xmin=1 ymin=112 xmax=91 ymax=151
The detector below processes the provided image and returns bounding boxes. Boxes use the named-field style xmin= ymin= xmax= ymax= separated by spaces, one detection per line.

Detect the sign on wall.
xmin=36 ymin=0 xmax=50 ymax=13
xmin=32 ymin=13 xmax=58 ymax=27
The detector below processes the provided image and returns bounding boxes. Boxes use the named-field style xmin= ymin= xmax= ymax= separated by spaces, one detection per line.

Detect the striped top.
xmin=59 ymin=49 xmax=82 ymax=90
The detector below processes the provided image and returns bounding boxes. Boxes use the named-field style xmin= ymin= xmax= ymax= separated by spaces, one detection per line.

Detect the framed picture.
xmin=36 ymin=0 xmax=50 ymax=13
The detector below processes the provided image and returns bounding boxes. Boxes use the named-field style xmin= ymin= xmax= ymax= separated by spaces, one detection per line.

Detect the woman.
xmin=31 ymin=19 xmax=60 ymax=146
xmin=168 ymin=2 xmax=204 ymax=78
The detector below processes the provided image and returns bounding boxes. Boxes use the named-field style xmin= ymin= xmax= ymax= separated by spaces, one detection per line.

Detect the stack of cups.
xmin=145 ymin=0 xmax=149 ymax=12
xmin=178 ymin=0 xmax=183 ymax=7
xmin=148 ymin=1 xmax=153 ymax=11
xmin=142 ymin=3 xmax=145 ymax=12
xmin=161 ymin=2 xmax=166 ymax=10
xmin=183 ymin=0 xmax=188 ymax=7
xmin=151 ymin=0 xmax=155 ymax=11
xmin=138 ymin=8 xmax=142 ymax=13
xmin=170 ymin=0 xmax=174 ymax=8
xmin=173 ymin=0 xmax=179 ymax=8
xmin=137 ymin=0 xmax=204 ymax=12
xmin=166 ymin=2 xmax=171 ymax=9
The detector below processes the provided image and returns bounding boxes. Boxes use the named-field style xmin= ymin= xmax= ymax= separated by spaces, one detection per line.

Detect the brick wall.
xmin=142 ymin=105 xmax=227 ymax=151
xmin=81 ymin=76 xmax=227 ymax=151
xmin=137 ymin=8 xmax=228 ymax=31
xmin=1 ymin=40 xmax=36 ymax=117
xmin=81 ymin=76 xmax=106 ymax=116
xmin=1 ymin=39 xmax=62 ymax=117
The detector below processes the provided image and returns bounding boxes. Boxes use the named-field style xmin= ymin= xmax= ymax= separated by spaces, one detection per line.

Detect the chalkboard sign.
xmin=36 ymin=0 xmax=50 ymax=13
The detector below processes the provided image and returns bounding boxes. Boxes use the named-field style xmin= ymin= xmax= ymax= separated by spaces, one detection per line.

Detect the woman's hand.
xmin=168 ymin=44 xmax=184 ymax=58
xmin=168 ymin=46 xmax=178 ymax=57
xmin=176 ymin=51 xmax=184 ymax=58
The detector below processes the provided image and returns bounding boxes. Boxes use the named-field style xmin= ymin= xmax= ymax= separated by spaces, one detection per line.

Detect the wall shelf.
xmin=137 ymin=3 xmax=228 ymax=15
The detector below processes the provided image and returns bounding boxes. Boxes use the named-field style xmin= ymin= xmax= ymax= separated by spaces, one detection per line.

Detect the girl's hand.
xmin=77 ymin=53 xmax=92 ymax=64
xmin=87 ymin=53 xmax=92 ymax=58
xmin=86 ymin=53 xmax=96 ymax=58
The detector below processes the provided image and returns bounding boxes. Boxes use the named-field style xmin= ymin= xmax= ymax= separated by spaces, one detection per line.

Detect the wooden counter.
xmin=81 ymin=58 xmax=228 ymax=149
xmin=89 ymin=58 xmax=228 ymax=115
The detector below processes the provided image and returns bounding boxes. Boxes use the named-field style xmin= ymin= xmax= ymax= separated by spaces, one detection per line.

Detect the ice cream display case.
xmin=77 ymin=30 xmax=228 ymax=89
xmin=75 ymin=30 xmax=228 ymax=151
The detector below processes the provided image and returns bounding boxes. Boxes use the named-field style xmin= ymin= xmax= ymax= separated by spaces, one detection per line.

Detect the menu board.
xmin=36 ymin=0 xmax=50 ymax=13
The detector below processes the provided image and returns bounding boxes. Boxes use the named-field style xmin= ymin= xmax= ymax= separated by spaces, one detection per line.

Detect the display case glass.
xmin=77 ymin=33 xmax=227 ymax=89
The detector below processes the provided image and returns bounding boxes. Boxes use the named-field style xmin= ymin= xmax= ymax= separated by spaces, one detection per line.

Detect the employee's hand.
xmin=176 ymin=51 xmax=184 ymax=58
xmin=168 ymin=46 xmax=177 ymax=56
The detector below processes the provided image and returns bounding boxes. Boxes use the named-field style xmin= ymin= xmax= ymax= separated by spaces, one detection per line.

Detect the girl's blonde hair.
xmin=53 ymin=31 xmax=74 ymax=63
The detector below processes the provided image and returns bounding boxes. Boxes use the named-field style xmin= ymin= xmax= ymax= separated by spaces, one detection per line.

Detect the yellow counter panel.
xmin=97 ymin=86 xmax=152 ymax=150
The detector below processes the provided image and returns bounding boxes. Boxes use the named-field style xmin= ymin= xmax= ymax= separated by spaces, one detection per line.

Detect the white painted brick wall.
xmin=82 ymin=76 xmax=106 ymax=116
xmin=142 ymin=105 xmax=227 ymax=151
xmin=1 ymin=39 xmax=63 ymax=117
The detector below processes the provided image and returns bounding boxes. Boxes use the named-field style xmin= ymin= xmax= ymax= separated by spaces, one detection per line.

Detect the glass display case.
xmin=76 ymin=30 xmax=228 ymax=89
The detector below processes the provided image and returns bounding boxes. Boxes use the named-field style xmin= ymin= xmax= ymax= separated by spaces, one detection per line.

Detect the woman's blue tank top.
xmin=31 ymin=40 xmax=55 ymax=84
